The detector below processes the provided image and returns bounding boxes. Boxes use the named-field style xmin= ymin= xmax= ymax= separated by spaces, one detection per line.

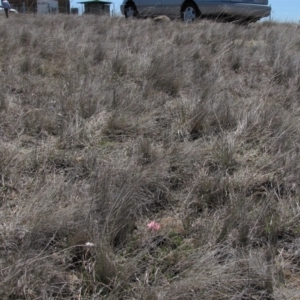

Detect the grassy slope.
xmin=1 ymin=14 xmax=300 ymax=299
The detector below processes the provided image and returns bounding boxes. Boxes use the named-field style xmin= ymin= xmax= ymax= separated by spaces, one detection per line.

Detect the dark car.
xmin=121 ymin=0 xmax=271 ymax=22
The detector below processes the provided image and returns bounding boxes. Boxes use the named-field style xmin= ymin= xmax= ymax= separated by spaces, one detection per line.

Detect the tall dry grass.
xmin=1 ymin=14 xmax=300 ymax=299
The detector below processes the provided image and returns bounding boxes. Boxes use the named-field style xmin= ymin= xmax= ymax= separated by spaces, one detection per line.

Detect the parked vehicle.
xmin=0 ymin=6 xmax=18 ymax=14
xmin=37 ymin=0 xmax=58 ymax=14
xmin=120 ymin=0 xmax=271 ymax=23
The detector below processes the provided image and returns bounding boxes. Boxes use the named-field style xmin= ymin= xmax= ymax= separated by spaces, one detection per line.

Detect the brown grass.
xmin=1 ymin=14 xmax=300 ymax=299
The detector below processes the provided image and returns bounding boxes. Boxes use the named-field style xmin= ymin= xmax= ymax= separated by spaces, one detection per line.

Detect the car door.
xmin=136 ymin=0 xmax=162 ymax=17
xmin=159 ymin=0 xmax=180 ymax=17
xmin=197 ymin=0 xmax=223 ymax=15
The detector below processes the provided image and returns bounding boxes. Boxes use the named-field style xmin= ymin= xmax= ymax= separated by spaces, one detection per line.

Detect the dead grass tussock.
xmin=1 ymin=15 xmax=300 ymax=299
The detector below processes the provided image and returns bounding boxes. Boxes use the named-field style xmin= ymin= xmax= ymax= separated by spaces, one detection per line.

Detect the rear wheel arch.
xmin=124 ymin=0 xmax=139 ymax=18
xmin=124 ymin=1 xmax=138 ymax=14
xmin=180 ymin=0 xmax=202 ymax=16
xmin=125 ymin=0 xmax=136 ymax=9
xmin=181 ymin=1 xmax=201 ymax=21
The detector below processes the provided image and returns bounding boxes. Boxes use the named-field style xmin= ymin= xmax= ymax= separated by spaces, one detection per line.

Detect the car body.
xmin=0 ymin=7 xmax=18 ymax=14
xmin=120 ymin=0 xmax=271 ymax=22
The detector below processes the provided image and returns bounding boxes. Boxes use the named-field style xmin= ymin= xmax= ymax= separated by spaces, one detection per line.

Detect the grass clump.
xmin=1 ymin=15 xmax=300 ymax=299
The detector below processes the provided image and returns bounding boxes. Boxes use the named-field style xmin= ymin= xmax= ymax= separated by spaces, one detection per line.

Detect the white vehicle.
xmin=121 ymin=0 xmax=271 ymax=23
xmin=37 ymin=0 xmax=58 ymax=14
xmin=0 ymin=6 xmax=18 ymax=14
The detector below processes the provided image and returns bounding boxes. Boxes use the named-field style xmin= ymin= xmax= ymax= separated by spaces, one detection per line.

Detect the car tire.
xmin=181 ymin=2 xmax=200 ymax=23
xmin=125 ymin=2 xmax=138 ymax=18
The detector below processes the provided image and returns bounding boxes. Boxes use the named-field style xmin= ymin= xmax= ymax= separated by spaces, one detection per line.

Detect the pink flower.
xmin=147 ymin=221 xmax=161 ymax=231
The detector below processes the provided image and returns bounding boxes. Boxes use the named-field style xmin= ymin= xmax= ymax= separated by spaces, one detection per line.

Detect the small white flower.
xmin=85 ymin=242 xmax=95 ymax=247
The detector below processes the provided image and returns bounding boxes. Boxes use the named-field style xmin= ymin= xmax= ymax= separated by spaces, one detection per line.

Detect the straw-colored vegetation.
xmin=1 ymin=14 xmax=300 ymax=299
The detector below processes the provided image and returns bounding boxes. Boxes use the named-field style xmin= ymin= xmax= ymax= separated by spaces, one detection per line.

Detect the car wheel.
xmin=182 ymin=2 xmax=200 ymax=23
xmin=125 ymin=2 xmax=138 ymax=18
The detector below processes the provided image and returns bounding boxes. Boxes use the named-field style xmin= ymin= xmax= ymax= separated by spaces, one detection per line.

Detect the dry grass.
xmin=1 ymin=14 xmax=300 ymax=299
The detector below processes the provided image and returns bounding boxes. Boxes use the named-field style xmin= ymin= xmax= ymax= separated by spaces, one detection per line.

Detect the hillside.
xmin=1 ymin=14 xmax=300 ymax=299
